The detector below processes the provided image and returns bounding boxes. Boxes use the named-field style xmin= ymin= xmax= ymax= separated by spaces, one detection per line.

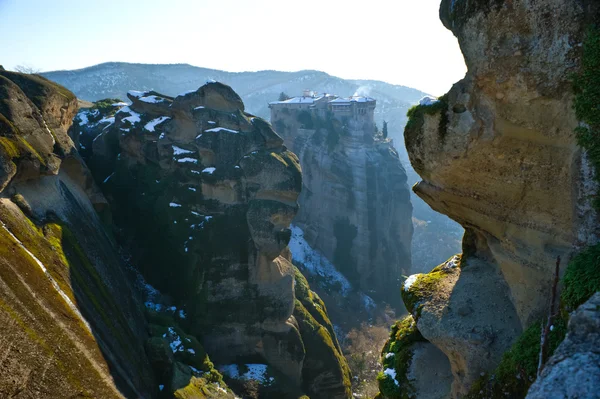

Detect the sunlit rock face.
xmin=270 ymin=96 xmax=413 ymax=310
xmin=80 ymin=82 xmax=351 ymax=399
xmin=397 ymin=0 xmax=600 ymax=397
xmin=0 ymin=71 xmax=155 ymax=397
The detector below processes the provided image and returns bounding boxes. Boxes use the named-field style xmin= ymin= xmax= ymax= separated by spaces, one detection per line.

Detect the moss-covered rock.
xmin=401 ymin=255 xmax=461 ymax=319
xmin=79 ymin=81 xmax=347 ymax=397
xmin=375 ymin=315 xmax=426 ymax=399
xmin=293 ymin=267 xmax=351 ymax=399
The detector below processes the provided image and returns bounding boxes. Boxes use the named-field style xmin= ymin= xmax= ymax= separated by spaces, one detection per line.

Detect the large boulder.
xmin=81 ymin=82 xmax=351 ymax=398
xmin=400 ymin=0 xmax=600 ymax=396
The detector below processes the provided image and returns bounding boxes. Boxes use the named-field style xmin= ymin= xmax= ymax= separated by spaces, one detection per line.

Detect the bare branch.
xmin=537 ymin=256 xmax=561 ymax=376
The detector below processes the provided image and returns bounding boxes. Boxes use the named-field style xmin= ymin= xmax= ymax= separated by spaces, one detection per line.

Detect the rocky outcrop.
xmin=272 ymin=105 xmax=413 ymax=309
xmin=526 ymin=292 xmax=600 ymax=399
xmin=393 ymin=0 xmax=600 ymax=397
xmin=79 ymin=83 xmax=351 ymax=398
xmin=0 ymin=72 xmax=155 ymax=397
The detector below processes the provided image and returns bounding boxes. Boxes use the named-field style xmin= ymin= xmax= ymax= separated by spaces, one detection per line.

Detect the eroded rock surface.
xmin=271 ymin=100 xmax=413 ymax=310
xmin=0 ymin=72 xmax=155 ymax=397
xmin=79 ymin=82 xmax=351 ymax=398
xmin=396 ymin=0 xmax=600 ymax=397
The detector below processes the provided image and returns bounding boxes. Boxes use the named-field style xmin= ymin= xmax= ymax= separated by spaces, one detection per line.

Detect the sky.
xmin=0 ymin=0 xmax=466 ymax=96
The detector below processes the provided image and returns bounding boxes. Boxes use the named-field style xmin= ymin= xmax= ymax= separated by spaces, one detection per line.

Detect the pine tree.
xmin=383 ymin=121 xmax=388 ymax=139
xmin=278 ymin=92 xmax=291 ymax=101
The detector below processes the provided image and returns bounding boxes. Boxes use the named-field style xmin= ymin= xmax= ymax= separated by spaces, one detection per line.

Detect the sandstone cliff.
xmin=376 ymin=1 xmax=600 ymax=398
xmin=271 ymin=103 xmax=413 ymax=311
xmin=74 ymin=83 xmax=352 ymax=398
xmin=0 ymin=72 xmax=156 ymax=397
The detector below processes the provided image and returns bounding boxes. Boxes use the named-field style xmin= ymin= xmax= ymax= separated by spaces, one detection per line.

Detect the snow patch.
xmin=202 ymin=167 xmax=216 ymax=174
xmin=419 ymin=96 xmax=439 ymax=106
xmin=177 ymin=157 xmax=198 ymax=164
xmin=117 ymin=106 xmax=141 ymax=125
xmin=204 ymin=127 xmax=238 ymax=134
xmin=139 ymin=95 xmax=166 ymax=104
xmin=384 ymin=368 xmax=399 ymax=385
xmin=172 ymin=145 xmax=194 ymax=155
xmin=289 ymin=225 xmax=351 ymax=295
xmin=403 ymin=274 xmax=420 ymax=291
xmin=144 ymin=116 xmax=170 ymax=132
xmin=169 ymin=202 xmax=182 ymax=208
xmin=78 ymin=112 xmax=89 ymax=126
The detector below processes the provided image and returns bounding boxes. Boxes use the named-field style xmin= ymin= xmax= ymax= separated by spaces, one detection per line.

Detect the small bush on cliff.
xmin=405 ymin=94 xmax=449 ymax=140
xmin=573 ymin=26 xmax=600 ymax=208
xmin=562 ymin=243 xmax=600 ymax=310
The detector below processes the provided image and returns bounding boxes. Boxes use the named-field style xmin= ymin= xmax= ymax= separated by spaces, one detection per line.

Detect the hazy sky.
xmin=0 ymin=0 xmax=466 ymax=95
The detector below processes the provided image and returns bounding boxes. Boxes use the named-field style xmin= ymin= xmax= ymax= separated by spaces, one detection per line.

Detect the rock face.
xmin=393 ymin=0 xmax=600 ymax=397
xmin=78 ymin=83 xmax=351 ymax=398
xmin=0 ymin=72 xmax=155 ymax=397
xmin=526 ymin=292 xmax=600 ymax=399
xmin=271 ymin=101 xmax=413 ymax=309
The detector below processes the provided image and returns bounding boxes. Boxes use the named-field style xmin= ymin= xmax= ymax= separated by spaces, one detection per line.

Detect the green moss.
xmin=401 ymin=255 xmax=461 ymax=318
xmin=573 ymin=26 xmax=600 ymax=208
xmin=93 ymin=98 xmax=124 ymax=114
xmin=465 ymin=313 xmax=568 ymax=399
xmin=293 ymin=299 xmax=352 ymax=397
xmin=376 ymin=315 xmax=426 ymax=399
xmin=561 ymin=243 xmax=600 ymax=310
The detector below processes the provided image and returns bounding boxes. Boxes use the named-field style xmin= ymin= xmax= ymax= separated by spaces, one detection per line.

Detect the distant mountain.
xmin=42 ymin=62 xmax=427 ymax=152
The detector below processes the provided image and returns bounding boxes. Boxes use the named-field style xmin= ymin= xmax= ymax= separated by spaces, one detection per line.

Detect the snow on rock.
xmin=139 ymin=95 xmax=166 ymax=104
xmin=177 ymin=157 xmax=198 ymax=164
xmin=144 ymin=116 xmax=170 ymax=132
xmin=169 ymin=202 xmax=182 ymax=208
xmin=289 ymin=224 xmax=351 ymax=295
xmin=194 ymin=106 xmax=205 ymax=110
xmin=112 ymin=102 xmax=128 ymax=107
xmin=78 ymin=112 xmax=89 ymax=126
xmin=419 ymin=96 xmax=439 ymax=106
xmin=403 ymin=274 xmax=420 ymax=291
xmin=202 ymin=167 xmax=216 ymax=174
xmin=99 ymin=116 xmax=115 ymax=125
xmin=204 ymin=127 xmax=239 ymax=134
xmin=384 ymin=368 xmax=399 ymax=386
xmin=172 ymin=145 xmax=194 ymax=155
xmin=167 ymin=327 xmax=183 ymax=352
xmin=219 ymin=364 xmax=273 ymax=385
xmin=117 ymin=106 xmax=141 ymax=125
xmin=128 ymin=90 xmax=147 ymax=98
